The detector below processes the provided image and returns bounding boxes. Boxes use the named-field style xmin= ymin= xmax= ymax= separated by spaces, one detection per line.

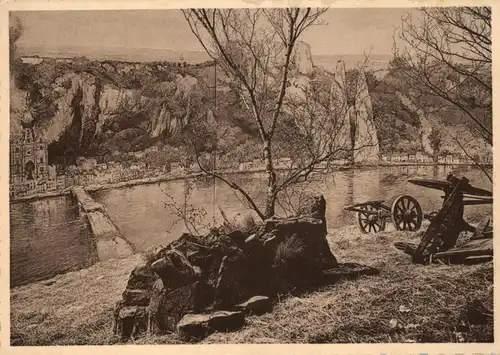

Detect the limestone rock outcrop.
xmin=113 ymin=194 xmax=379 ymax=343
xmin=331 ymin=60 xmax=380 ymax=164
xmin=292 ymin=41 xmax=314 ymax=76
xmin=397 ymin=92 xmax=435 ymax=158
xmin=10 ymin=60 xmax=202 ymax=157
xmin=353 ymin=67 xmax=380 ymax=163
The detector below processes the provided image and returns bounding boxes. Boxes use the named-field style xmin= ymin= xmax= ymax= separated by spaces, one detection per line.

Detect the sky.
xmin=13 ymin=8 xmax=418 ymax=57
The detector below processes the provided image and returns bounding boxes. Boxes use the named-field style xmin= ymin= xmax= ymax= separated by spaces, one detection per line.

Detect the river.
xmin=10 ymin=165 xmax=492 ymax=287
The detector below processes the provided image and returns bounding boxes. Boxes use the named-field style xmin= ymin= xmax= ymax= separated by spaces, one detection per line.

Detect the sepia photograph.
xmin=7 ymin=3 xmax=493 ymax=347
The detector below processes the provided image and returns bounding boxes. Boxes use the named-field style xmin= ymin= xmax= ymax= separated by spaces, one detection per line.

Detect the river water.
xmin=10 ymin=195 xmax=97 ymax=287
xmin=10 ymin=165 xmax=492 ymax=287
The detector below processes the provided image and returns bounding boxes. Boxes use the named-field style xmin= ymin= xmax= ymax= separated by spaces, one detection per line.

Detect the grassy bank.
xmin=10 ymin=224 xmax=493 ymax=345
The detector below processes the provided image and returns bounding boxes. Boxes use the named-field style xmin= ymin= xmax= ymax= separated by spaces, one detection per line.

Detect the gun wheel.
xmin=391 ymin=195 xmax=423 ymax=231
xmin=356 ymin=204 xmax=386 ymax=234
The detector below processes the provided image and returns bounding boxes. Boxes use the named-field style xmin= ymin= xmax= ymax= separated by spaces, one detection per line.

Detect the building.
xmin=315 ymin=161 xmax=328 ymax=170
xmin=239 ymin=159 xmax=265 ymax=171
xmin=56 ymin=176 xmax=66 ymax=190
xmin=10 ymin=127 xmax=49 ymax=183
xmin=422 ymin=155 xmax=434 ymax=163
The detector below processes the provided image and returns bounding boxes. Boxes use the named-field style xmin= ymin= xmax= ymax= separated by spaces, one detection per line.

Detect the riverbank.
xmin=9 ymin=162 xmax=487 ymax=203
xmin=10 ymin=223 xmax=493 ymax=345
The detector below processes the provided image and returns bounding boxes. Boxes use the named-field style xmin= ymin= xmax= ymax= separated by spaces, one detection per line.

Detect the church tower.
xmin=9 ymin=127 xmax=48 ymax=181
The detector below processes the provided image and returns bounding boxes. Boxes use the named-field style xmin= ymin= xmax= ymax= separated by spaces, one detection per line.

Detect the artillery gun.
xmin=343 ymin=173 xmax=493 ymax=264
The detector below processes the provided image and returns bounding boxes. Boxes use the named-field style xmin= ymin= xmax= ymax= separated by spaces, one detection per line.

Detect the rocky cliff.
xmin=396 ymin=92 xmax=436 ymax=157
xmin=12 ymin=42 xmax=490 ymax=166
xmin=11 ymin=44 xmax=386 ymax=165
xmin=292 ymin=41 xmax=314 ymax=76
xmin=352 ymin=66 xmax=380 ymax=163
xmin=11 ymin=59 xmax=212 ymax=163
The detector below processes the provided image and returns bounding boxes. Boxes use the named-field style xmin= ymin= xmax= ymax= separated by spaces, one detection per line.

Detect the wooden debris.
xmin=434 ymin=238 xmax=493 ymax=260
xmin=470 ymin=217 xmax=492 ymax=241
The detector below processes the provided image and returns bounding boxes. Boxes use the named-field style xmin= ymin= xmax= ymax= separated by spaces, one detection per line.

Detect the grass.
xmin=10 ymin=223 xmax=493 ymax=345
xmin=10 ymin=253 xmax=144 ymax=346
xmin=202 ymin=224 xmax=493 ymax=344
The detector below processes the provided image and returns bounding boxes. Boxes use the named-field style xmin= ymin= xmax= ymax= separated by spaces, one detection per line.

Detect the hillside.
xmin=10 ymin=48 xmax=491 ymax=167
xmin=11 ymin=56 xmax=262 ymax=166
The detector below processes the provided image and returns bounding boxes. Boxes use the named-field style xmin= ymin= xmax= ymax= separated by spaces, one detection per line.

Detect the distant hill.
xmin=18 ymin=45 xmax=212 ymax=64
xmin=313 ymin=54 xmax=391 ymax=77
xmin=18 ymin=44 xmax=392 ymax=74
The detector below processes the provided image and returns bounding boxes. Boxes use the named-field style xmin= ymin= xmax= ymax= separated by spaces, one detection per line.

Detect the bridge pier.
xmin=71 ymin=187 xmax=135 ymax=261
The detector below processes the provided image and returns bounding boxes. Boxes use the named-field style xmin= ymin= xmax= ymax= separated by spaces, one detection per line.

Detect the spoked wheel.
xmin=391 ymin=195 xmax=423 ymax=231
xmin=356 ymin=204 xmax=387 ymax=234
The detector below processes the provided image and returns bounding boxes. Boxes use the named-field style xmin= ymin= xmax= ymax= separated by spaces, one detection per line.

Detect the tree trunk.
xmin=349 ymin=106 xmax=357 ymax=165
xmin=433 ymin=151 xmax=439 ymax=163
xmin=263 ymin=139 xmax=276 ymax=219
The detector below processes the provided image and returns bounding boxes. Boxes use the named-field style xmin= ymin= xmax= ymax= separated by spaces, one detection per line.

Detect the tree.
xmin=428 ymin=128 xmax=442 ymax=163
xmin=182 ymin=8 xmax=330 ymax=220
xmin=393 ymin=7 xmax=492 ymax=148
xmin=9 ymin=14 xmax=23 ymax=71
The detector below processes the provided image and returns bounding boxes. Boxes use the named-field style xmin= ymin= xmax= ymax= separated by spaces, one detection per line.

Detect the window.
xmin=26 ymin=150 xmax=31 ymax=155
xmin=40 ymin=167 xmax=44 ymax=173
xmin=40 ymin=145 xmax=44 ymax=150
xmin=39 ymin=158 xmax=43 ymax=163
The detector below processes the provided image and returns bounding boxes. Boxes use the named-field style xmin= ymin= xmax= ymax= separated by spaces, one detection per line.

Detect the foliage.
xmin=365 ymin=71 xmax=421 ymax=153
xmin=428 ymin=128 xmax=442 ymax=161
xmin=273 ymin=236 xmax=306 ymax=268
xmin=392 ymin=6 xmax=491 ymax=181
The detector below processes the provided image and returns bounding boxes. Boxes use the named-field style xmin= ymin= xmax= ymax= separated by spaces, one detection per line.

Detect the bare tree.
xmin=182 ymin=8 xmax=379 ymax=221
xmin=393 ymin=7 xmax=492 ymax=147
xmin=159 ymin=179 xmax=212 ymax=235
xmin=181 ymin=8 xmax=330 ymax=220
xmin=273 ymin=58 xmax=377 ymax=195
xmin=9 ymin=14 xmax=23 ymax=70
